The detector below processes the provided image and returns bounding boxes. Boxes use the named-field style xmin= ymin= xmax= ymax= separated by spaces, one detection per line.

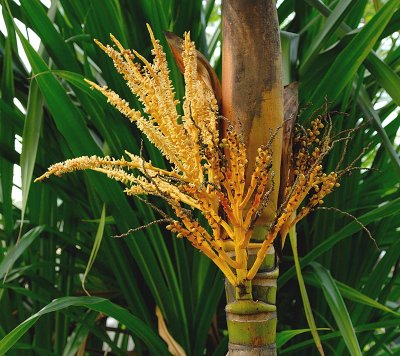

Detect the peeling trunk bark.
xmin=222 ymin=0 xmax=283 ymax=354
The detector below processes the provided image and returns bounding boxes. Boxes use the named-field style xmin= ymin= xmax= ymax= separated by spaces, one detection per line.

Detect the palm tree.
xmin=0 ymin=0 xmax=399 ymax=355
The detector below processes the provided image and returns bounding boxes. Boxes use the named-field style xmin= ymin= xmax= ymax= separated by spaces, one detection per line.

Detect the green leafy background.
xmin=0 ymin=0 xmax=399 ymax=354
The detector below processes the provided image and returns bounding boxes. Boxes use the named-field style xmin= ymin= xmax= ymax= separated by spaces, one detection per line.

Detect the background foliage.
xmin=0 ymin=0 xmax=399 ymax=354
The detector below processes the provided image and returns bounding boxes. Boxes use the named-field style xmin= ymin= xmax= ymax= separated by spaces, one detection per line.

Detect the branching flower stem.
xmin=36 ymin=26 xmax=352 ymax=290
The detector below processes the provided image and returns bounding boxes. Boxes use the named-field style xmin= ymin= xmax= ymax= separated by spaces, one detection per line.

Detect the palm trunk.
xmin=222 ymin=0 xmax=283 ymax=353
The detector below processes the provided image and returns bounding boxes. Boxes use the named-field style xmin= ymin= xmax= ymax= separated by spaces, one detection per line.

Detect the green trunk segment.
xmin=226 ymin=309 xmax=277 ymax=345
xmin=252 ymin=269 xmax=279 ymax=306
xmin=225 ymin=247 xmax=278 ymax=355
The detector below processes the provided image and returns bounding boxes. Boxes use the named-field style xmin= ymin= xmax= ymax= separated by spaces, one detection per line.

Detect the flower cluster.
xmin=36 ymin=26 xmax=346 ymax=287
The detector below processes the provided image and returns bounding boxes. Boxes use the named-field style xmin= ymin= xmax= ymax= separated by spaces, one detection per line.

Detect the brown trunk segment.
xmin=222 ymin=0 xmax=284 ymax=229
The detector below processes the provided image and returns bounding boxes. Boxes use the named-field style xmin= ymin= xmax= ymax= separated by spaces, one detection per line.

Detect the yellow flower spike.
xmin=84 ymin=79 xmax=141 ymax=123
